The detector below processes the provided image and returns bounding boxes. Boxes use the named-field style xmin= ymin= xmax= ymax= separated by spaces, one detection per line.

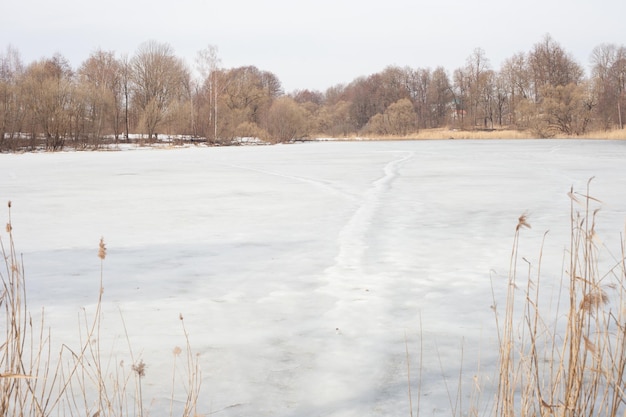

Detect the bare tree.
xmin=499 ymin=52 xmax=531 ymax=126
xmin=493 ymin=71 xmax=509 ymax=127
xmin=77 ymin=49 xmax=124 ymax=145
xmin=386 ymin=98 xmax=417 ymax=135
xmin=196 ymin=44 xmax=221 ymax=142
xmin=265 ymin=96 xmax=307 ymax=142
xmin=344 ymin=75 xmax=384 ymax=130
xmin=364 ymin=98 xmax=417 ymax=136
xmin=130 ymin=41 xmax=189 ymax=140
xmin=462 ymin=48 xmax=495 ymax=128
xmin=452 ymin=67 xmax=469 ymax=127
xmin=289 ymin=89 xmax=325 ymax=134
xmin=590 ymin=43 xmax=626 ymax=129
xmin=0 ymin=45 xmax=24 ymax=151
xmin=517 ymin=35 xmax=587 ymax=135
xmin=344 ymin=67 xmax=411 ymax=131
xmin=20 ymin=54 xmax=75 ymax=150
xmin=405 ymin=67 xmax=431 ymax=129
xmin=536 ymin=81 xmax=595 ymax=136
xmin=428 ymin=67 xmax=453 ymax=128
xmin=219 ymin=66 xmax=282 ymax=140
xmin=168 ymin=67 xmax=197 ymax=139
xmin=317 ymin=100 xmax=354 ymax=137
xmin=290 ymin=89 xmax=324 ymax=106
xmin=528 ymin=34 xmax=584 ymax=102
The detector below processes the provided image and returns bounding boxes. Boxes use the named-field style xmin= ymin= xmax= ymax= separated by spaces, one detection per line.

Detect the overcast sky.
xmin=2 ymin=0 xmax=625 ymax=92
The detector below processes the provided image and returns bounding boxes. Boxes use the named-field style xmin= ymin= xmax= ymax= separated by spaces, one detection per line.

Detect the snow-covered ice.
xmin=1 ymin=140 xmax=625 ymax=416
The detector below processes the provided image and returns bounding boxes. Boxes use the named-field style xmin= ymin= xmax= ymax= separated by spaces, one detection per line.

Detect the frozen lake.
xmin=1 ymin=139 xmax=626 ymax=416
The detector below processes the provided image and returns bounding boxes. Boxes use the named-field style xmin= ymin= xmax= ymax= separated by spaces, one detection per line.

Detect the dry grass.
xmin=315 ymin=129 xmax=531 ymax=141
xmin=577 ymin=129 xmax=626 ymax=139
xmin=492 ymin=178 xmax=626 ymax=417
xmin=410 ymin=129 xmax=531 ymax=140
xmin=313 ymin=127 xmax=626 ymax=141
xmin=0 ymin=202 xmax=202 ymax=417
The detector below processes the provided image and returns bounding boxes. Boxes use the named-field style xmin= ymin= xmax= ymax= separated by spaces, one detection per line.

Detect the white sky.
xmin=2 ymin=0 xmax=625 ymax=92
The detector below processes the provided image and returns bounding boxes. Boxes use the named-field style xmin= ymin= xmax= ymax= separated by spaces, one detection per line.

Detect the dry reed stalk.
xmin=404 ymin=313 xmax=424 ymax=417
xmin=2 ymin=204 xmax=204 ymax=417
xmin=313 ymin=127 xmax=626 ymax=140
xmin=1 ymin=201 xmax=42 ymax=416
xmin=178 ymin=313 xmax=202 ymax=417
xmin=118 ymin=305 xmax=144 ymax=417
xmin=404 ymin=331 xmax=414 ymax=417
xmin=578 ymin=129 xmax=626 ymax=140
xmin=492 ymin=179 xmax=626 ymax=417
xmin=0 ymin=201 xmax=75 ymax=417
xmin=170 ymin=346 xmax=183 ymax=417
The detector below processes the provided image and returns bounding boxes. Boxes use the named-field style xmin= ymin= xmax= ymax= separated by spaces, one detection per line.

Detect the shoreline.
xmin=311 ymin=128 xmax=626 ymax=141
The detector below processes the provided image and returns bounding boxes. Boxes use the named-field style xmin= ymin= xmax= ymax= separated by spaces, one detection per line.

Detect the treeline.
xmin=1 ymin=35 xmax=625 ymax=151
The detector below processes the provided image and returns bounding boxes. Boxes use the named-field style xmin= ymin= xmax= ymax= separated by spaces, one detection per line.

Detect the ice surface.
xmin=1 ymin=140 xmax=626 ymax=416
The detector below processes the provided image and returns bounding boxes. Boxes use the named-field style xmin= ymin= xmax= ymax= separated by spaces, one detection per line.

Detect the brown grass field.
xmin=317 ymin=128 xmax=626 ymax=141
